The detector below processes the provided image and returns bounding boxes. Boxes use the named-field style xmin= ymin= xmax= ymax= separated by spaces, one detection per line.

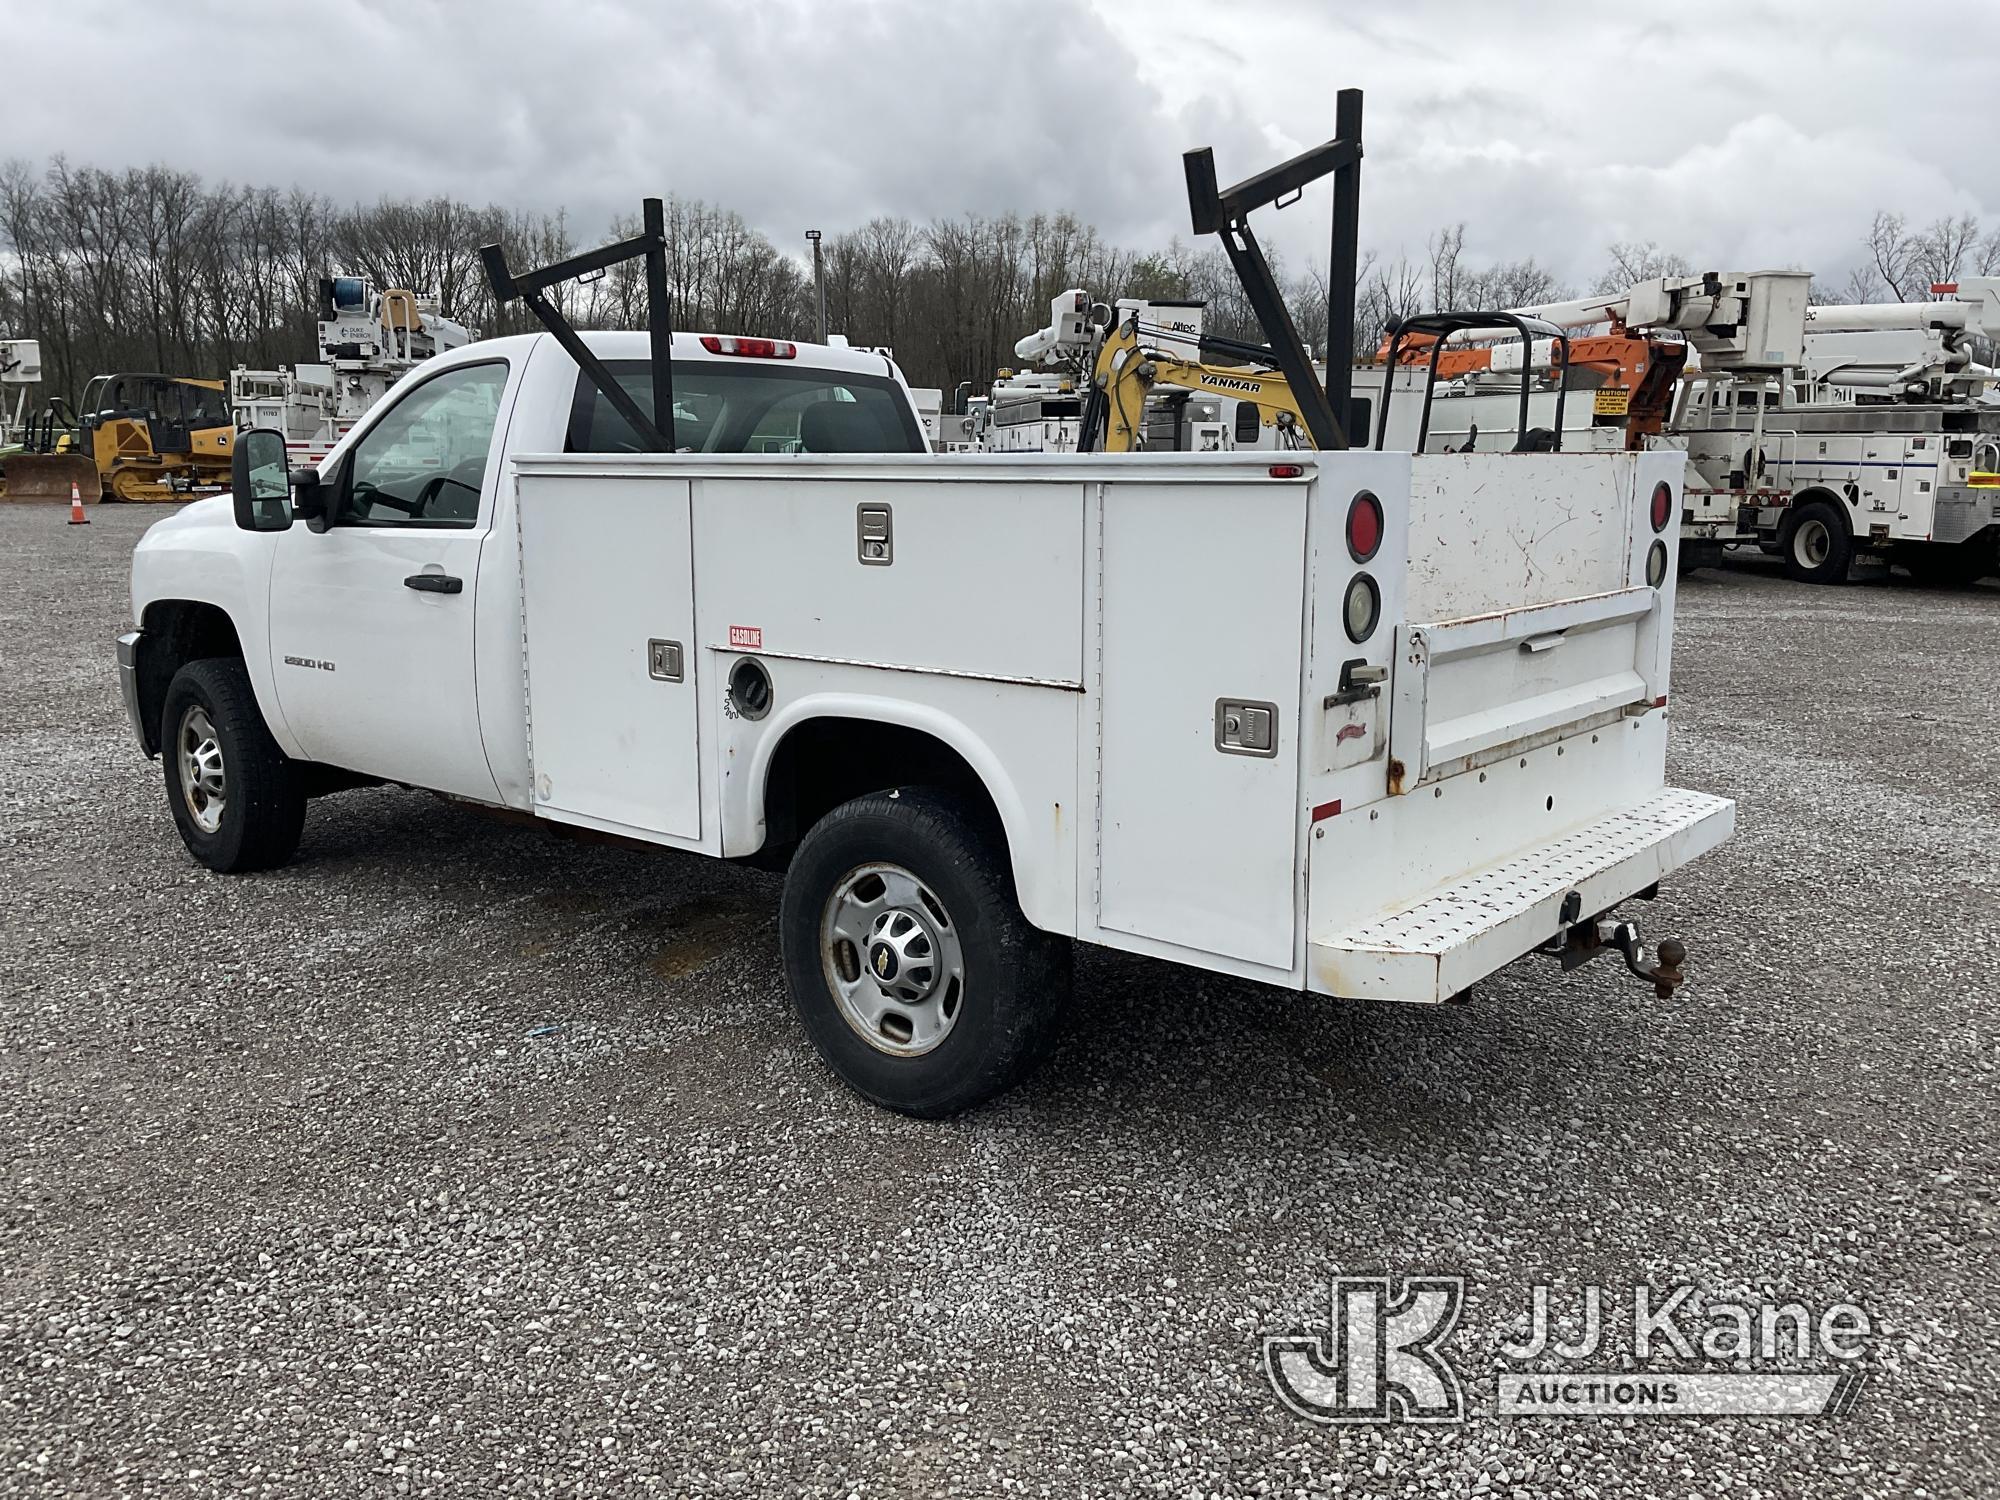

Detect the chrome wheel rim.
xmin=1794 ymin=517 xmax=1830 ymax=570
xmin=820 ymin=862 xmax=965 ymax=1056
xmin=177 ymin=704 xmax=226 ymax=834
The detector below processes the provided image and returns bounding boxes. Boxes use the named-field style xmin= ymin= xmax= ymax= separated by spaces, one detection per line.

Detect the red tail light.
xmin=699 ymin=335 xmax=797 ymax=359
xmin=1649 ymin=480 xmax=1673 ymax=532
xmin=1347 ymin=490 xmax=1384 ymax=562
xmin=1268 ymin=463 xmax=1305 ymax=479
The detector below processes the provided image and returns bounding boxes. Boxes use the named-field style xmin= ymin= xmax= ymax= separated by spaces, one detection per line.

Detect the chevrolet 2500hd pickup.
xmin=117 ymin=110 xmax=1733 ymax=1116
xmin=118 ymin=323 xmax=1731 ymax=1115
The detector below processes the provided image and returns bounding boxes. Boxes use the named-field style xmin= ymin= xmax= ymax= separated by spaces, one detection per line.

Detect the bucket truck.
xmin=229 ymin=276 xmax=474 ymax=466
xmin=1672 ymin=278 xmax=2000 ymax=584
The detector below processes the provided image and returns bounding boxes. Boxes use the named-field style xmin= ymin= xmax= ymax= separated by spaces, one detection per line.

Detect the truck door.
xmin=514 ymin=474 xmax=702 ymax=842
xmin=266 ymin=359 xmax=512 ymax=802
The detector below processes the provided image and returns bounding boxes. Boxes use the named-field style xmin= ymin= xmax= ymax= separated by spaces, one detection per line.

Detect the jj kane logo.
xmin=1266 ymin=1277 xmax=1872 ymax=1423
xmin=1266 ymin=1277 xmax=1466 ymax=1424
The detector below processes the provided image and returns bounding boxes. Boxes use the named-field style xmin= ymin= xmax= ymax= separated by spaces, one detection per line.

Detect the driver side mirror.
xmin=230 ymin=429 xmax=293 ymax=532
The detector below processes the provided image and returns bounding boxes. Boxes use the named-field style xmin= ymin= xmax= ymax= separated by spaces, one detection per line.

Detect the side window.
xmin=340 ymin=361 xmax=508 ymax=528
xmin=1233 ymin=399 xmax=1261 ymax=446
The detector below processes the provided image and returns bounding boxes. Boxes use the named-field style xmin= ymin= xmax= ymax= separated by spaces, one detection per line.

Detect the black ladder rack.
xmin=480 ymin=196 xmax=677 ymax=452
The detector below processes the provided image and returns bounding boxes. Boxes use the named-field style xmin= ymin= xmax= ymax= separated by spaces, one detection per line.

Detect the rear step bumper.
xmin=1309 ymin=788 xmax=1734 ymax=1003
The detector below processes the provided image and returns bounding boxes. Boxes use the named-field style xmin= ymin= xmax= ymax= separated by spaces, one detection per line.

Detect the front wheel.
xmin=779 ymin=788 xmax=1070 ymax=1117
xmin=1899 ymin=533 xmax=1998 ymax=588
xmin=1781 ymin=499 xmax=1853 ymax=584
xmin=161 ymin=658 xmax=306 ymax=873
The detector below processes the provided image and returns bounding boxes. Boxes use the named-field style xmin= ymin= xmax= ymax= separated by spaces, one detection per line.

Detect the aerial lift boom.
xmin=1379 ymin=272 xmax=1809 ymax=447
xmin=1800 ymin=277 xmax=2000 ymax=401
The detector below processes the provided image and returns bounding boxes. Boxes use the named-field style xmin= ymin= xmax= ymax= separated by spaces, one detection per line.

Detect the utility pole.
xmin=805 ymin=229 xmax=826 ymax=342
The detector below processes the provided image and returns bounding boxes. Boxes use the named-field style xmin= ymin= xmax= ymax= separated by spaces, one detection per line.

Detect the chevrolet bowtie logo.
xmin=873 ymin=948 xmax=892 ymax=976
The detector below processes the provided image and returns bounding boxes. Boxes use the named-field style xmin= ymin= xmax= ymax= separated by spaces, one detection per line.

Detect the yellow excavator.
xmin=1087 ymin=305 xmax=1316 ymax=452
xmin=1013 ymin=118 xmax=1375 ymax=458
xmin=1 ymin=372 xmax=234 ymax=503
xmin=1012 ymin=291 xmax=1322 ymax=454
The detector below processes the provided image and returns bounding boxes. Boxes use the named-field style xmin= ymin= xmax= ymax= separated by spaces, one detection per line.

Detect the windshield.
xmin=567 ymin=358 xmax=925 ymax=455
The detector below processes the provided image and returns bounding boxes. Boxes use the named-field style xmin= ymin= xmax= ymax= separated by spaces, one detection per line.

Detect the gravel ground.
xmin=1 ymin=503 xmax=1994 ymax=1498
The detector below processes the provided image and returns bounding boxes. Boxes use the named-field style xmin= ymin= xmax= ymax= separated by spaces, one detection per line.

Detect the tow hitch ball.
xmin=1610 ymin=924 xmax=1687 ymax=999
xmin=1542 ymin=896 xmax=1688 ymax=998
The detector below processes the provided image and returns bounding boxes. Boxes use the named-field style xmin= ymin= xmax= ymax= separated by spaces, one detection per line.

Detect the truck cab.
xmin=122 ymin=331 xmax=928 ymax=808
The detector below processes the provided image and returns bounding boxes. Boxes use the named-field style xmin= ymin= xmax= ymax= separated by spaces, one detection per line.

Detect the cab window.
xmin=179 ymin=382 xmax=229 ymax=430
xmin=568 ymin=360 xmax=925 ymax=454
xmin=339 ymin=362 xmax=507 ymax=528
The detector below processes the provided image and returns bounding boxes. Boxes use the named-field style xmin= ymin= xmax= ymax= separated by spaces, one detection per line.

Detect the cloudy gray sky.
xmin=10 ymin=0 xmax=1996 ymax=291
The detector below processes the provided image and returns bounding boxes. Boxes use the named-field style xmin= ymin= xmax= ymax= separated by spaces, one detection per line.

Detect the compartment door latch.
xmin=1215 ymin=699 xmax=1279 ymax=757
xmin=647 ymin=639 xmax=684 ymax=682
xmin=857 ymin=504 xmax=893 ymax=565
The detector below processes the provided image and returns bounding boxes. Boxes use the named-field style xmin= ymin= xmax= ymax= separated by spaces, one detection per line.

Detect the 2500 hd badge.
xmin=283 ymin=655 xmax=336 ymax=672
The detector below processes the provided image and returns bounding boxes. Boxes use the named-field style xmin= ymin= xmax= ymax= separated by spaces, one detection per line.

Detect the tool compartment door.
xmin=1095 ymin=476 xmax=1308 ymax=970
xmin=517 ymin=473 xmax=702 ymax=841
xmin=1390 ymin=452 xmax=1670 ymax=788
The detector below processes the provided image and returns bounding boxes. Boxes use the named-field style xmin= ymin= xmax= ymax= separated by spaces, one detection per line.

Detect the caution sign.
xmin=1593 ymin=387 xmax=1631 ymax=417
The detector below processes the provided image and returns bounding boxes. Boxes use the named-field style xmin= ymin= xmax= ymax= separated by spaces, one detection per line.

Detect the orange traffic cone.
xmin=67 ymin=480 xmax=88 ymax=525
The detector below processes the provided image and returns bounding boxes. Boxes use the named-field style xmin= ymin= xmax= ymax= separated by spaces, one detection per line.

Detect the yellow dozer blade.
xmin=0 ymin=451 xmax=101 ymax=503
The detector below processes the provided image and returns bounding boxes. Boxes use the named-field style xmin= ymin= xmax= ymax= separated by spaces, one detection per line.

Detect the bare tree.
xmin=1428 ymin=223 xmax=1466 ymax=312
xmin=1596 ymin=241 xmax=1691 ymax=294
xmin=14 ymin=147 xmax=1996 ymax=404
xmin=1911 ymin=213 xmax=1981 ymax=289
xmin=1862 ymin=211 xmax=1917 ymax=302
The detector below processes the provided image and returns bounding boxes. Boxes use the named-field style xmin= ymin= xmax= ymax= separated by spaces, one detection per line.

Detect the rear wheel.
xmin=779 ymin=788 xmax=1070 ymax=1117
xmin=1781 ymin=498 xmax=1853 ymax=584
xmin=161 ymin=658 xmax=306 ymax=873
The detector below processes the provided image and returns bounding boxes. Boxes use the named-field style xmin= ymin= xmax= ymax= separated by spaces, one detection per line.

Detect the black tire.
xmin=1900 ymin=533 xmax=1998 ymax=588
xmin=779 ymin=787 xmax=1070 ymax=1118
xmin=1780 ymin=498 xmax=1853 ymax=584
xmin=161 ymin=658 xmax=306 ymax=873
xmin=1678 ymin=540 xmax=1724 ymax=576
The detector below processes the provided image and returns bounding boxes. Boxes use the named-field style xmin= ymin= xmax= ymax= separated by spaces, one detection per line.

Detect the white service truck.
xmin=1671 ymin=280 xmax=2000 ymax=584
xmin=118 ymin=324 xmax=1732 ymax=1115
xmin=118 ymin=120 xmax=1734 ymax=1116
xmin=1673 ymin=378 xmax=2000 ymax=583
